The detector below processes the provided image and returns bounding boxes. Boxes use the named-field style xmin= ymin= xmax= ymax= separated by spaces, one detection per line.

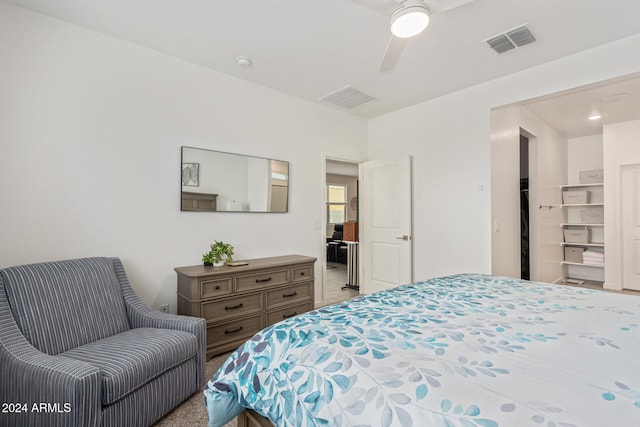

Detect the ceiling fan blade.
xmin=379 ymin=36 xmax=407 ymax=73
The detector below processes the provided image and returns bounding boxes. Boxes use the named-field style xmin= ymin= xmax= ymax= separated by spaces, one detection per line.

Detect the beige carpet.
xmin=153 ymin=352 xmax=236 ymax=427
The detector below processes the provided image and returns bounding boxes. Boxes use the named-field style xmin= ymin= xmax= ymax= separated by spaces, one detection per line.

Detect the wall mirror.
xmin=181 ymin=146 xmax=289 ymax=212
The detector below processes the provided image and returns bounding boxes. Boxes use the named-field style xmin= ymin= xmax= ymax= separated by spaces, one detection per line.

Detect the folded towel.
xmin=583 ymin=250 xmax=604 ymax=260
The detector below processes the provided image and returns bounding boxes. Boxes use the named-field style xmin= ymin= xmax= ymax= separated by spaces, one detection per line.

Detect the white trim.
xmin=615 ymin=161 xmax=640 ymax=290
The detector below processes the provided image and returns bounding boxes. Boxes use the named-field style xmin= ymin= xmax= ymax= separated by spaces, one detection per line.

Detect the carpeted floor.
xmin=153 ymin=352 xmax=235 ymax=427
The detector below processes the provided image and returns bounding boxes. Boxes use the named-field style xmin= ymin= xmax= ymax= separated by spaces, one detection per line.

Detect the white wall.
xmin=246 ymin=157 xmax=269 ymax=212
xmin=0 ymin=3 xmax=367 ymax=309
xmin=567 ymin=135 xmax=603 ymax=185
xmin=603 ymin=119 xmax=640 ymax=289
xmin=368 ymin=33 xmax=640 ymax=281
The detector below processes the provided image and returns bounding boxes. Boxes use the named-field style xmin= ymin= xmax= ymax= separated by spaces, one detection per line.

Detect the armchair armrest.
xmin=0 ymin=286 xmax=101 ymax=427
xmin=110 ymin=258 xmax=207 ymax=387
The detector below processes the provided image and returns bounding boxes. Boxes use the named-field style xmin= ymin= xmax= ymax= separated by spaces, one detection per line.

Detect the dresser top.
xmin=175 ymin=254 xmax=316 ymax=278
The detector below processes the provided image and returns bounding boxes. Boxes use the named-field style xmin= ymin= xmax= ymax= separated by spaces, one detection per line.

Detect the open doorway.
xmin=520 ymin=134 xmax=530 ymax=280
xmin=324 ymin=159 xmax=359 ymax=306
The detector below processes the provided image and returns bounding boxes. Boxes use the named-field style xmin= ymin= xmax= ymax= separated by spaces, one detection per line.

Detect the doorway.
xmin=520 ymin=134 xmax=530 ymax=280
xmin=324 ymin=158 xmax=360 ymax=306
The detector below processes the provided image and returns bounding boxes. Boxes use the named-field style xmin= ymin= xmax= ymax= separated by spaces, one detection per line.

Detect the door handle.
xmin=395 ymin=235 xmax=411 ymax=241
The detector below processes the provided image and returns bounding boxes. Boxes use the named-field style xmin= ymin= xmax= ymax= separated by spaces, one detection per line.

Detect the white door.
xmin=360 ymin=157 xmax=412 ymax=294
xmin=621 ymin=163 xmax=640 ymax=291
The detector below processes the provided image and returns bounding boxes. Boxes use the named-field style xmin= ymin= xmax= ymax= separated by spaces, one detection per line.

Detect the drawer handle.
xmin=256 ymin=277 xmax=272 ymax=283
xmin=282 ymin=312 xmax=298 ymax=319
xmin=299 ymin=272 xmax=305 ymax=276
xmin=225 ymin=303 xmax=244 ymax=311
xmin=214 ymin=285 xmax=221 ymax=290
xmin=224 ymin=326 xmax=244 ymax=335
xmin=283 ymin=291 xmax=298 ymax=298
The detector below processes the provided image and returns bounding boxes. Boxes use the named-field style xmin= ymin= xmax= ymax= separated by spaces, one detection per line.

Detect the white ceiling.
xmin=6 ymin=0 xmax=640 ymax=131
xmin=503 ymin=72 xmax=640 ymax=138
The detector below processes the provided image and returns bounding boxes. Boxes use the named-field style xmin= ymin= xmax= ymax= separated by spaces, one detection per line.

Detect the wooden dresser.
xmin=175 ymin=254 xmax=316 ymax=359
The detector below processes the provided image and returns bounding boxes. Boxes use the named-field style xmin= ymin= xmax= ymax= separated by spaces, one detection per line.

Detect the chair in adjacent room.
xmin=326 ymin=224 xmax=347 ymax=264
xmin=0 ymin=257 xmax=206 ymax=427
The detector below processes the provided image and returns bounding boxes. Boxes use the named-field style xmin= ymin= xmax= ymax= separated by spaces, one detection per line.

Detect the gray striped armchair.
xmin=0 ymin=257 xmax=206 ymax=427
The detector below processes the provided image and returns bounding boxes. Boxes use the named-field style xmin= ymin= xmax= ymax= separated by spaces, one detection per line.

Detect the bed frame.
xmin=237 ymin=410 xmax=272 ymax=427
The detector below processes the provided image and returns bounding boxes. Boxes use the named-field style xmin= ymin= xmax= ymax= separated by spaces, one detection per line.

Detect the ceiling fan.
xmin=351 ymin=0 xmax=476 ymax=72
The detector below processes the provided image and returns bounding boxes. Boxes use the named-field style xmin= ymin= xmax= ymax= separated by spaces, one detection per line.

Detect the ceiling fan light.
xmin=391 ymin=5 xmax=430 ymax=38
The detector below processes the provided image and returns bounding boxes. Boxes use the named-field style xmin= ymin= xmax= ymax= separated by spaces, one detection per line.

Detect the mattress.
xmin=204 ymin=274 xmax=640 ymax=426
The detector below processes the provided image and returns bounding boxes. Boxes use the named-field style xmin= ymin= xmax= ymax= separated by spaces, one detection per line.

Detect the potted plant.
xmin=202 ymin=240 xmax=234 ymax=266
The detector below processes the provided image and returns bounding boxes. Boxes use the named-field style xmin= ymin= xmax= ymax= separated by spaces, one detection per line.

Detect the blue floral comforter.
xmin=204 ymin=274 xmax=640 ymax=426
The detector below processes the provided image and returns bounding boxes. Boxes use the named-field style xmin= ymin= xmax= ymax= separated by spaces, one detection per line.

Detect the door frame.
xmin=321 ymin=154 xmax=362 ymax=306
xmin=614 ymin=160 xmax=640 ymax=290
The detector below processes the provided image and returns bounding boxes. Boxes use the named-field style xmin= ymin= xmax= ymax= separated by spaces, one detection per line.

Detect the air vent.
xmin=601 ymin=93 xmax=629 ymax=103
xmin=319 ymin=86 xmax=376 ymax=109
xmin=507 ymin=26 xmax=536 ymax=47
xmin=486 ymin=25 xmax=536 ymax=54
xmin=486 ymin=35 xmax=515 ymax=54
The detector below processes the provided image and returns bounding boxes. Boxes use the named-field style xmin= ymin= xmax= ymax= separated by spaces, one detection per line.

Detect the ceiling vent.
xmin=319 ymin=86 xmax=376 ymax=109
xmin=486 ymin=25 xmax=536 ymax=54
xmin=601 ymin=93 xmax=629 ymax=103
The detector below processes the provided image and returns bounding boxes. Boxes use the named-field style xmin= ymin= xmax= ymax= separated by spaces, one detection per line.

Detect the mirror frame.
xmin=180 ymin=146 xmax=289 ymax=213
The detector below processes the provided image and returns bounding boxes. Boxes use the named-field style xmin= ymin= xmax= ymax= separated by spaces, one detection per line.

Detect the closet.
xmin=491 ymin=73 xmax=640 ymax=290
xmin=559 ymin=135 xmax=604 ymax=286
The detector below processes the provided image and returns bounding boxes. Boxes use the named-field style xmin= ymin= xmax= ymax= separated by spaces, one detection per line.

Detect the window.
xmin=327 ymin=184 xmax=347 ymax=224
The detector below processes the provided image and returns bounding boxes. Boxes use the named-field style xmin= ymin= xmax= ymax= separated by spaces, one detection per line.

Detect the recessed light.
xmin=588 ymin=114 xmax=602 ymax=121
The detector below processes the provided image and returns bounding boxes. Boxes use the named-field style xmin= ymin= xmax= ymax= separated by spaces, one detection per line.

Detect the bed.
xmin=204 ymin=273 xmax=640 ymax=426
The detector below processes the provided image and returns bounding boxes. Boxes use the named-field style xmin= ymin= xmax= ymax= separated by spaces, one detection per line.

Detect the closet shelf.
xmin=557 ymin=278 xmax=605 ymax=288
xmin=561 ymin=242 xmax=604 ymax=247
xmin=561 ymin=223 xmax=604 ymax=227
xmin=561 ymin=203 xmax=604 ymax=207
xmin=561 ymin=261 xmax=604 ymax=268
xmin=560 ymin=183 xmax=603 ymax=189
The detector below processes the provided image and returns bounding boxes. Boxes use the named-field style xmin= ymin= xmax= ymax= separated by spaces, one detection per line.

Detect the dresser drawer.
xmin=236 ymin=269 xmax=290 ymax=293
xmin=201 ymin=277 xmax=233 ymax=298
xmin=202 ymin=293 xmax=263 ymax=323
xmin=292 ymin=265 xmax=313 ymax=282
xmin=206 ymin=314 xmax=264 ymax=349
xmin=266 ymin=302 xmax=313 ymax=326
xmin=265 ymin=282 xmax=312 ymax=309
xmin=176 ymin=255 xmax=316 ymax=358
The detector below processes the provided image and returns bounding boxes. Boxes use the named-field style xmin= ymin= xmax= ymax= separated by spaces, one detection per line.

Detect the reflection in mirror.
xmin=181 ymin=146 xmax=289 ymax=212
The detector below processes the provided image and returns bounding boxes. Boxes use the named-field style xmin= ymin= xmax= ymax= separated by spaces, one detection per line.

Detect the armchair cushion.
xmin=62 ymin=327 xmax=198 ymax=405
xmin=1 ymin=257 xmax=207 ymax=427
xmin=2 ymin=258 xmax=130 ymax=355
